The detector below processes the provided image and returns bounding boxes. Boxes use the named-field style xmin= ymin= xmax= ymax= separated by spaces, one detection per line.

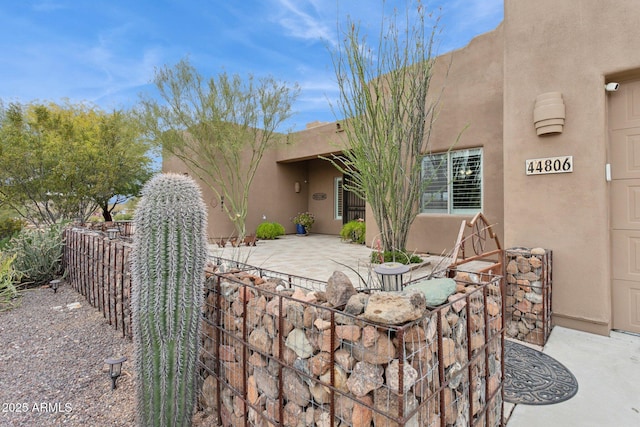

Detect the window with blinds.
xmin=421 ymin=148 xmax=482 ymax=214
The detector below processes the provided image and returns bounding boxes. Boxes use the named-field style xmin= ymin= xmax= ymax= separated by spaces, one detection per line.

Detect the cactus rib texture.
xmin=131 ymin=173 xmax=208 ymax=427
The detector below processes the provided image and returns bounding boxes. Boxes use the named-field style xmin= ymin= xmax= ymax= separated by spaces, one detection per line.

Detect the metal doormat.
xmin=504 ymin=340 xmax=579 ymax=405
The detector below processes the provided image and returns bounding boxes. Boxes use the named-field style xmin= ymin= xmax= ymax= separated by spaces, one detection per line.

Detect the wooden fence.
xmin=63 ymin=227 xmax=133 ymax=339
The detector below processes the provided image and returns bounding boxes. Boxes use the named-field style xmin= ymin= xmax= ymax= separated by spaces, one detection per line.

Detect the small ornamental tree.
xmin=328 ymin=1 xmax=449 ymax=253
xmin=139 ymin=58 xmax=299 ymax=240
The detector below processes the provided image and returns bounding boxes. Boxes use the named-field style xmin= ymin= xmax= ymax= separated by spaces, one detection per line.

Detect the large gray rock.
xmin=326 ymin=271 xmax=357 ymax=307
xmin=285 ymin=328 xmax=314 ymax=359
xmin=344 ymin=293 xmax=368 ymax=315
xmin=254 ymin=367 xmax=278 ymax=399
xmin=283 ymin=369 xmax=311 ymax=406
xmin=404 ymin=278 xmax=457 ymax=306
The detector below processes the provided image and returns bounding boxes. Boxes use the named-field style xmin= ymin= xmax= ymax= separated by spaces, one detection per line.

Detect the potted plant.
xmin=292 ymin=212 xmax=315 ymax=235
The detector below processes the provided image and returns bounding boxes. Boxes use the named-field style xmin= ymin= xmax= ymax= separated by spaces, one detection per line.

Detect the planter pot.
xmin=295 ymin=224 xmax=307 ymax=235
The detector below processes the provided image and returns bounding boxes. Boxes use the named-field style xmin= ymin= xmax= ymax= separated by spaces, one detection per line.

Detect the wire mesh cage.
xmin=504 ymin=248 xmax=552 ymax=346
xmin=198 ymin=260 xmax=504 ymax=427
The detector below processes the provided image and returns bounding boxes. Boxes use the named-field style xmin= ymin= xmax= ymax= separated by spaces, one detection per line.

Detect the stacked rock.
xmin=504 ymin=248 xmax=552 ymax=346
xmin=198 ymin=267 xmax=504 ymax=427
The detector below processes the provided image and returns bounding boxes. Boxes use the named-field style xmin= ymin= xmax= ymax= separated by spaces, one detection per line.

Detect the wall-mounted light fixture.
xmin=534 ymin=92 xmax=565 ymax=136
xmin=294 ymin=181 xmax=301 ymax=193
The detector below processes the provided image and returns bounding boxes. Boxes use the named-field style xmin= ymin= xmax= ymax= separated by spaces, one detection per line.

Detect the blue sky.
xmin=0 ymin=0 xmax=503 ymax=131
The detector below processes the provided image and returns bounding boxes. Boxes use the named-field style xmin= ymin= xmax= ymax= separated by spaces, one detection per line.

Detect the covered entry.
xmin=610 ymin=78 xmax=640 ymax=334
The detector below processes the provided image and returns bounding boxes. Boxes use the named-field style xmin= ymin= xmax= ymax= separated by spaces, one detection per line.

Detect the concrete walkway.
xmin=506 ymin=327 xmax=640 ymax=427
xmin=208 ymin=233 xmax=640 ymax=427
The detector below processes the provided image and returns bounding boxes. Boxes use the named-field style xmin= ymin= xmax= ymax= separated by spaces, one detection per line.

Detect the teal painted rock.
xmin=404 ymin=278 xmax=457 ymax=306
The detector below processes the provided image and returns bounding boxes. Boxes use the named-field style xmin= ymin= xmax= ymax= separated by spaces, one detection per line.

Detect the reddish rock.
xmin=223 ymin=362 xmax=244 ymax=392
xmin=516 ymin=255 xmax=532 ymax=273
xmin=529 ymin=256 xmax=543 ymax=269
xmin=449 ymin=293 xmax=467 ymax=313
xmin=516 ymin=298 xmax=532 ymax=313
xmin=248 ymin=328 xmax=272 ymax=355
xmin=404 ymin=324 xmax=427 ymax=342
xmin=346 ymin=361 xmax=384 ymax=397
xmin=487 ymin=298 xmax=501 ymax=317
xmin=283 ymin=401 xmax=302 ymax=427
xmin=320 ymin=328 xmax=340 ymax=353
xmin=309 ymin=351 xmax=331 ymax=376
xmin=353 ymin=331 xmax=396 ymax=365
xmin=337 ymin=324 xmax=361 ymax=342
xmin=334 ymin=348 xmax=355 ymax=372
xmin=238 ymin=285 xmax=254 ymax=302
xmin=352 ymin=395 xmax=374 ymax=427
xmin=362 ymin=325 xmax=378 ymax=347
xmin=441 ymin=338 xmax=456 ymax=367
xmin=219 ymin=344 xmax=236 ymax=362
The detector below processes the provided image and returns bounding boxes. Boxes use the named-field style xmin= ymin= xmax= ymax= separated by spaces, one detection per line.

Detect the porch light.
xmin=294 ymin=181 xmax=301 ymax=193
xmin=105 ymin=356 xmax=127 ymax=390
xmin=374 ymin=262 xmax=410 ymax=291
xmin=50 ymin=279 xmax=61 ymax=293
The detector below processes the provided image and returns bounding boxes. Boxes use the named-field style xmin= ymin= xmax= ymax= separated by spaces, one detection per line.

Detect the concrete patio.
xmin=209 ymin=233 xmax=640 ymax=426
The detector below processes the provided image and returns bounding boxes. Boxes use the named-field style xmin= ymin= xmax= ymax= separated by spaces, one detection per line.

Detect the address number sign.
xmin=525 ymin=156 xmax=573 ymax=175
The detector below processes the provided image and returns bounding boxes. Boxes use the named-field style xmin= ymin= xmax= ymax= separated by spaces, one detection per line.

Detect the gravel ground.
xmin=0 ymin=283 xmax=135 ymax=426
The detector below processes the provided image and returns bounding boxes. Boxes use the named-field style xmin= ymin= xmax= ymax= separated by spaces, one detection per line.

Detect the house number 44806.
xmin=525 ymin=156 xmax=573 ymax=175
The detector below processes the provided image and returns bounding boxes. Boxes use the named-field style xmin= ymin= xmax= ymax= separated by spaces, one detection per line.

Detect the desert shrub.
xmin=0 ymin=218 xmax=26 ymax=247
xmin=339 ymin=220 xmax=366 ymax=244
xmin=256 ymin=222 xmax=285 ymax=240
xmin=371 ymin=250 xmax=422 ymax=265
xmin=6 ymin=224 xmax=65 ymax=286
xmin=114 ymin=212 xmax=133 ymax=221
xmin=0 ymin=253 xmax=20 ymax=310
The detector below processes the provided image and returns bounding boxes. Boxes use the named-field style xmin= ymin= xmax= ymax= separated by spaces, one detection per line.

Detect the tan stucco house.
xmin=164 ymin=0 xmax=640 ymax=337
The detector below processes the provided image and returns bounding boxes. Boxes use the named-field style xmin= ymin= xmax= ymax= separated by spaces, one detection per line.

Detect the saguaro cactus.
xmin=131 ymin=173 xmax=208 ymax=427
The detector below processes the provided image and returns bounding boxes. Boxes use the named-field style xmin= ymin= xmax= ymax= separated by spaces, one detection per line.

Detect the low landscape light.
xmin=104 ymin=356 xmax=127 ymax=390
xmin=374 ymin=262 xmax=410 ymax=291
xmin=106 ymin=228 xmax=119 ymax=240
xmin=50 ymin=279 xmax=61 ymax=293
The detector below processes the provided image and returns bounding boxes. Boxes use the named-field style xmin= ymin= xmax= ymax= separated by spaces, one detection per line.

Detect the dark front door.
xmin=343 ymin=174 xmax=366 ymax=224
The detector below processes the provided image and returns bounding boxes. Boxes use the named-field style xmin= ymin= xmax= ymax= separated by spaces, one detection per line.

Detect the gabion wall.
xmin=63 ymin=227 xmax=132 ymax=338
xmin=504 ymin=248 xmax=552 ymax=346
xmin=198 ymin=264 xmax=504 ymax=427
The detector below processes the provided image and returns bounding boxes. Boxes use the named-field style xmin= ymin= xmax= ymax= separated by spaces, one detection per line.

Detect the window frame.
xmin=420 ymin=148 xmax=483 ymax=215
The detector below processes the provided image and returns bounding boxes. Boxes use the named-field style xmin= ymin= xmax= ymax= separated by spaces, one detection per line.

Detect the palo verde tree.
xmin=0 ymin=101 xmax=153 ymax=225
xmin=328 ymin=1 xmax=446 ymax=253
xmin=138 ymin=58 xmax=300 ymax=240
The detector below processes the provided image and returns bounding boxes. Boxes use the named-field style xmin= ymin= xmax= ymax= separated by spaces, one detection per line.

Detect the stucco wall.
xmin=366 ymin=25 xmax=505 ymax=255
xmin=163 ymin=148 xmax=309 ymax=238
xmin=503 ymin=0 xmax=640 ymax=334
xmin=277 ymin=122 xmax=346 ymax=162
xmin=305 ymin=158 xmax=344 ymax=235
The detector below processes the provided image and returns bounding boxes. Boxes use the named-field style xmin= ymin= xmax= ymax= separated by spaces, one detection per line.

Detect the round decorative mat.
xmin=504 ymin=340 xmax=579 ymax=405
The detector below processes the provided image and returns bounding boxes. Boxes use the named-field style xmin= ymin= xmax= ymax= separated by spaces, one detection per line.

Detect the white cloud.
xmin=270 ymin=0 xmax=335 ymax=44
xmin=31 ymin=0 xmax=68 ymax=12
